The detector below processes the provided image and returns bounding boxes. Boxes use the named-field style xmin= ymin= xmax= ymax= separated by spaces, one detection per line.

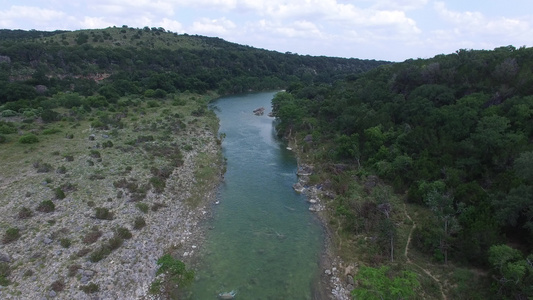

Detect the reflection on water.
xmin=185 ymin=92 xmax=324 ymax=299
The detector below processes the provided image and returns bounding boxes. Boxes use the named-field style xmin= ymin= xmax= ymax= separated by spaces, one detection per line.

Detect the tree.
xmin=150 ymin=254 xmax=194 ymax=297
xmin=351 ymin=266 xmax=420 ymax=300
xmin=488 ymin=244 xmax=533 ymax=298
xmin=424 ymin=189 xmax=463 ymax=264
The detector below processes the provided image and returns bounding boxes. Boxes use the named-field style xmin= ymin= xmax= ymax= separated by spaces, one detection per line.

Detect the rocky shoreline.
xmin=0 ymin=120 xmax=222 ymax=299
xmin=289 ymin=150 xmax=355 ymax=300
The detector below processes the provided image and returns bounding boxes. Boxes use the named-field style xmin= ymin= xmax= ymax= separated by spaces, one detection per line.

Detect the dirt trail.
xmin=403 ymin=204 xmax=447 ymax=300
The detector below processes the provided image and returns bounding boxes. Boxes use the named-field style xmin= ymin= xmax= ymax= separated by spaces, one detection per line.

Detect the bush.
xmin=150 ymin=176 xmax=166 ymax=193
xmin=0 ymin=122 xmax=17 ymax=134
xmin=19 ymin=134 xmax=39 ymax=144
xmin=60 ymin=238 xmax=71 ymax=248
xmin=42 ymin=128 xmax=62 ymax=135
xmin=135 ymin=202 xmax=149 ymax=213
xmin=68 ymin=264 xmax=81 ymax=277
xmin=151 ymin=202 xmax=167 ymax=212
xmin=37 ymin=200 xmax=55 ymax=212
xmin=115 ymin=227 xmax=132 ymax=239
xmin=0 ymin=262 xmax=11 ymax=286
xmin=107 ymin=236 xmax=123 ymax=250
xmin=18 ymin=207 xmax=33 ymax=219
xmin=3 ymin=227 xmax=20 ymax=244
xmin=89 ymin=245 xmax=111 ymax=262
xmin=35 ymin=162 xmax=53 ymax=173
xmin=50 ymin=279 xmax=65 ymax=292
xmin=89 ymin=150 xmax=101 ymax=158
xmin=0 ymin=135 xmax=6 ymax=143
xmin=54 ymin=187 xmax=66 ymax=199
xmin=102 ymin=140 xmax=113 ymax=148
xmin=133 ymin=216 xmax=146 ymax=229
xmin=83 ymin=228 xmax=102 ymax=244
xmin=80 ymin=283 xmax=99 ymax=294
xmin=95 ymin=207 xmax=113 ymax=220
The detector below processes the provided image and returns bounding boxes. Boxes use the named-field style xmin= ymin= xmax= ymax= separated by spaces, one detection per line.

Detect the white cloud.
xmin=80 ymin=17 xmax=115 ymax=29
xmin=0 ymin=5 xmax=65 ymax=29
xmin=190 ymin=17 xmax=237 ymax=35
xmin=433 ymin=2 xmax=532 ymax=46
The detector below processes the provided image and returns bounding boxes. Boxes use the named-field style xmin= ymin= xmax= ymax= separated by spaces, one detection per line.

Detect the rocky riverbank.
xmin=289 ymin=149 xmax=356 ymax=300
xmin=0 ymin=96 xmax=223 ymax=299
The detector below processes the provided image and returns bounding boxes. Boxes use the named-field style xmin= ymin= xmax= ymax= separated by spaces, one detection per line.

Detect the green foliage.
xmin=115 ymin=226 xmax=132 ymax=239
xmin=80 ymin=283 xmax=99 ymax=294
xmin=37 ymin=200 xmax=55 ymax=212
xmin=54 ymin=187 xmax=66 ymax=199
xmin=0 ymin=121 xmax=17 ymax=134
xmin=133 ymin=216 xmax=146 ymax=229
xmin=488 ymin=244 xmax=533 ymax=298
xmin=149 ymin=176 xmax=166 ymax=193
xmin=18 ymin=133 xmax=39 ymax=144
xmin=3 ymin=227 xmax=21 ymax=244
xmin=94 ymin=207 xmax=113 ymax=220
xmin=135 ymin=202 xmax=149 ymax=213
xmin=60 ymin=238 xmax=71 ymax=248
xmin=18 ymin=207 xmax=33 ymax=219
xmin=351 ymin=266 xmax=420 ymax=300
xmin=42 ymin=128 xmax=62 ymax=135
xmin=0 ymin=262 xmax=11 ymax=286
xmin=151 ymin=254 xmax=194 ymax=295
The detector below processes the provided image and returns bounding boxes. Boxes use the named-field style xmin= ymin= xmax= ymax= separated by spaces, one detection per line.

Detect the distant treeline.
xmin=0 ymin=27 xmax=388 ymax=109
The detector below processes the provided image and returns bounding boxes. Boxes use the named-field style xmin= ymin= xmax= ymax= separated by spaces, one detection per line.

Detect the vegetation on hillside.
xmin=273 ymin=45 xmax=533 ymax=299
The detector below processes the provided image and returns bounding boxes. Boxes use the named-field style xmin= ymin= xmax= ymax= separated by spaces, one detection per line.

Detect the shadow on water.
xmin=182 ymin=92 xmax=325 ymax=299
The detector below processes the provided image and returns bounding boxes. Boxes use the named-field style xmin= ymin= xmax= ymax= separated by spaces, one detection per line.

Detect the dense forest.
xmin=273 ymin=45 xmax=533 ymax=299
xmin=0 ymin=26 xmax=386 ymax=109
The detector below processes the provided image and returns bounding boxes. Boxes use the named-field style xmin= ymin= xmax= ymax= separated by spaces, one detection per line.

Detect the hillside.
xmin=273 ymin=45 xmax=533 ymax=299
xmin=0 ymin=26 xmax=388 ymax=101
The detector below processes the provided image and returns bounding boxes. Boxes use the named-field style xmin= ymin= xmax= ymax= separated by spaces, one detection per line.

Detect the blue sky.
xmin=1 ymin=0 xmax=532 ymax=61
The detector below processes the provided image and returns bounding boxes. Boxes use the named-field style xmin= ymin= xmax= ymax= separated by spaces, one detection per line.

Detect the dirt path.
xmin=403 ymin=204 xmax=447 ymax=300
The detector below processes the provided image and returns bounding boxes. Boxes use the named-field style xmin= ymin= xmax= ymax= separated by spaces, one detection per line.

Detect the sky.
xmin=1 ymin=0 xmax=532 ymax=61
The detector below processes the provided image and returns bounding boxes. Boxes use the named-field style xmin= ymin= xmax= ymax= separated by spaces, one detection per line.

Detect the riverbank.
xmin=0 ymin=94 xmax=223 ymax=299
xmin=288 ymin=139 xmax=355 ymax=300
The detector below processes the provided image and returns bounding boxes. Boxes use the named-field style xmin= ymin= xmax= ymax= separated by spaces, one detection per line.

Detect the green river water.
xmin=185 ymin=91 xmax=325 ymax=299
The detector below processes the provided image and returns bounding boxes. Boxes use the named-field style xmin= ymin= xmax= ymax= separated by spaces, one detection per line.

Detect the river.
xmin=184 ymin=91 xmax=325 ymax=299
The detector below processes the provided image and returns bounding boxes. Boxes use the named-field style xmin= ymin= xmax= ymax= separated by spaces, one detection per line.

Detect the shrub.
xmin=115 ymin=227 xmax=132 ymax=239
xmin=37 ymin=200 xmax=55 ymax=212
xmin=19 ymin=134 xmax=39 ymax=144
xmin=107 ymin=236 xmax=123 ymax=250
xmin=18 ymin=207 xmax=33 ymax=219
xmin=151 ymin=202 xmax=167 ymax=212
xmin=83 ymin=228 xmax=102 ymax=244
xmin=60 ymin=238 xmax=71 ymax=248
xmin=54 ymin=187 xmax=66 ymax=199
xmin=0 ymin=122 xmax=17 ymax=134
xmin=0 ymin=135 xmax=6 ymax=143
xmin=80 ymin=283 xmax=99 ymax=294
xmin=56 ymin=166 xmax=67 ymax=174
xmin=89 ymin=245 xmax=111 ymax=262
xmin=89 ymin=150 xmax=101 ymax=158
xmin=95 ymin=207 xmax=113 ymax=220
xmin=0 ymin=262 xmax=11 ymax=286
xmin=135 ymin=202 xmax=149 ymax=213
xmin=50 ymin=279 xmax=65 ymax=292
xmin=1 ymin=109 xmax=17 ymax=117
xmin=102 ymin=140 xmax=113 ymax=148
xmin=68 ymin=264 xmax=81 ymax=277
xmin=150 ymin=176 xmax=166 ymax=193
xmin=36 ymin=162 xmax=53 ymax=173
xmin=76 ymin=248 xmax=91 ymax=258
xmin=42 ymin=128 xmax=62 ymax=135
xmin=3 ymin=227 xmax=20 ymax=244
xmin=133 ymin=216 xmax=146 ymax=229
